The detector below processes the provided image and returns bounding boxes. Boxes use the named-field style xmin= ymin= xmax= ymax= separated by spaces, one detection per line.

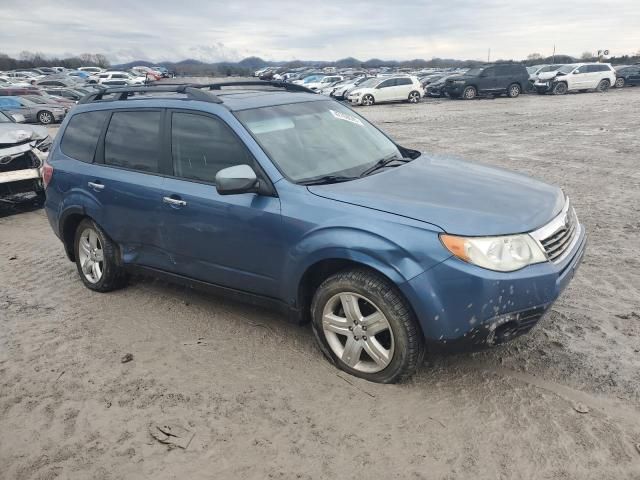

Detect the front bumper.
xmin=401 ymin=226 xmax=586 ymax=349
xmin=534 ymin=81 xmax=554 ymax=93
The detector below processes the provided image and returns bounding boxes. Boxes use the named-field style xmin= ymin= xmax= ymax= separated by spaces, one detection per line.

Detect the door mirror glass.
xmin=215 ymin=164 xmax=259 ymax=195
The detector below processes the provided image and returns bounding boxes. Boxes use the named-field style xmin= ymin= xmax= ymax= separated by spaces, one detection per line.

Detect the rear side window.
xmin=60 ymin=111 xmax=108 ymax=163
xmin=396 ymin=78 xmax=412 ymax=86
xmin=171 ymin=112 xmax=252 ymax=183
xmin=104 ymin=111 xmax=162 ymax=173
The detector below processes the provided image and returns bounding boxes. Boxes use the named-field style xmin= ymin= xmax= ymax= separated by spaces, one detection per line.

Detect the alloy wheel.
xmin=39 ymin=112 xmax=53 ymax=124
xmin=78 ymin=228 xmax=104 ymax=284
xmin=509 ymin=85 xmax=520 ymax=97
xmin=362 ymin=95 xmax=374 ymax=106
xmin=615 ymin=78 xmax=625 ymax=88
xmin=408 ymin=91 xmax=420 ymax=103
xmin=463 ymin=87 xmax=476 ymax=99
xmin=322 ymin=292 xmax=394 ymax=373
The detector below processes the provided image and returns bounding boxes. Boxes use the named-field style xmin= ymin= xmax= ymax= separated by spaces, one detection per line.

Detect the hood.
xmin=537 ymin=71 xmax=562 ymax=81
xmin=0 ymin=123 xmax=48 ymax=144
xmin=308 ymin=155 xmax=565 ymax=236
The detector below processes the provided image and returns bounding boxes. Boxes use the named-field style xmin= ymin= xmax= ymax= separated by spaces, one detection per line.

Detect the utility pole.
xmin=552 ymin=45 xmax=556 ymax=63
xmin=488 ymin=48 xmax=491 ymax=63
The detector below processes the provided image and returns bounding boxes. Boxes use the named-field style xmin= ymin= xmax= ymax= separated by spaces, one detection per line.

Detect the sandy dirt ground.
xmin=1 ymin=87 xmax=639 ymax=479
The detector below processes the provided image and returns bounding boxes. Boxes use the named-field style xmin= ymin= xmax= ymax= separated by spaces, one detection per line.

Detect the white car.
xmin=534 ymin=63 xmax=616 ymax=95
xmin=95 ymin=71 xmax=146 ymax=86
xmin=348 ymin=76 xmax=423 ymax=106
xmin=305 ymin=76 xmax=344 ymax=91
xmin=79 ymin=67 xmax=105 ymax=74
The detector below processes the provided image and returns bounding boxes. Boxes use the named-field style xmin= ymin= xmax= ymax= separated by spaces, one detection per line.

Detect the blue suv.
xmin=44 ymin=82 xmax=586 ymax=383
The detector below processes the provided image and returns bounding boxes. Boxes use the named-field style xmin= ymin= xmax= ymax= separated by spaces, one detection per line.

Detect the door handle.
xmin=163 ymin=196 xmax=187 ymax=207
xmin=88 ymin=181 xmax=104 ymax=191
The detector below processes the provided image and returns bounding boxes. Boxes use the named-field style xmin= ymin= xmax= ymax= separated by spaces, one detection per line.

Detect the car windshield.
xmin=465 ymin=67 xmax=484 ymax=76
xmin=557 ymin=65 xmax=575 ymax=74
xmin=236 ymin=100 xmax=403 ymax=183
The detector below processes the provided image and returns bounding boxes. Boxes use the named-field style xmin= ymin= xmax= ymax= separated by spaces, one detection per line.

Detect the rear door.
xmin=159 ymin=109 xmax=283 ymax=297
xmin=91 ymin=109 xmax=170 ymax=269
xmin=394 ymin=77 xmax=413 ymax=100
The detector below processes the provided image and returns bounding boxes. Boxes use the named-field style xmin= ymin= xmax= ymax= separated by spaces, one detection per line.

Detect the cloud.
xmin=0 ymin=0 xmax=638 ymax=62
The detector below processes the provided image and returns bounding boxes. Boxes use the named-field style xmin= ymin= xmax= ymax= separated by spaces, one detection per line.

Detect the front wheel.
xmin=596 ymin=79 xmax=610 ymax=92
xmin=37 ymin=111 xmax=54 ymax=124
xmin=614 ymin=77 xmax=625 ymax=88
xmin=462 ymin=86 xmax=477 ymax=100
xmin=553 ymin=82 xmax=568 ymax=95
xmin=74 ymin=219 xmax=127 ymax=292
xmin=361 ymin=94 xmax=375 ymax=106
xmin=407 ymin=91 xmax=421 ymax=103
xmin=311 ymin=269 xmax=425 ymax=383
xmin=507 ymin=83 xmax=521 ymax=98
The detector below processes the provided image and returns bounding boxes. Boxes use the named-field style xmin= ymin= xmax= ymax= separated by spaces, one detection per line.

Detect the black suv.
xmin=614 ymin=65 xmax=640 ymax=88
xmin=445 ymin=64 xmax=530 ymax=99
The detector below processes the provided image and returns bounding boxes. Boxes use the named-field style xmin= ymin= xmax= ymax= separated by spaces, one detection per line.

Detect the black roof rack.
xmin=193 ymin=80 xmax=316 ymax=94
xmin=77 ymin=85 xmax=223 ymax=104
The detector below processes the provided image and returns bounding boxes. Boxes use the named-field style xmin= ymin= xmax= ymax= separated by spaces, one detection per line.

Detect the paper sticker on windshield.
xmin=329 ymin=109 xmax=364 ymax=126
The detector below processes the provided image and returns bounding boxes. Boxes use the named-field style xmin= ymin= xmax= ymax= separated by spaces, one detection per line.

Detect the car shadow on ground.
xmin=0 ymin=193 xmax=44 ymax=219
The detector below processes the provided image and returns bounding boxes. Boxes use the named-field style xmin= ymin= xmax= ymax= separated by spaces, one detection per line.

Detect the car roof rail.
xmin=77 ymin=85 xmax=223 ymax=104
xmin=193 ymin=80 xmax=316 ymax=94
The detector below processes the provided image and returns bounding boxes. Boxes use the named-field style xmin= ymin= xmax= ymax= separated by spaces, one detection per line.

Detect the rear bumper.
xmin=401 ymin=226 xmax=587 ymax=349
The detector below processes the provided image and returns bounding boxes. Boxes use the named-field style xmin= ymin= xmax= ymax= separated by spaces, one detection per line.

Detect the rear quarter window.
xmin=60 ymin=111 xmax=109 ymax=163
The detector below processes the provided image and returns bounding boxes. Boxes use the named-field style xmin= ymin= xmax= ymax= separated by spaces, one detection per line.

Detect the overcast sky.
xmin=2 ymin=0 xmax=639 ymax=63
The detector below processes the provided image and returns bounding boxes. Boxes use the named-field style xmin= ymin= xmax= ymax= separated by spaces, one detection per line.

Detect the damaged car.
xmin=0 ymin=110 xmax=51 ymax=199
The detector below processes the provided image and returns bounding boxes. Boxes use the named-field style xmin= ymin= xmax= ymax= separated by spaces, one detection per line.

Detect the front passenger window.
xmin=171 ymin=113 xmax=253 ymax=184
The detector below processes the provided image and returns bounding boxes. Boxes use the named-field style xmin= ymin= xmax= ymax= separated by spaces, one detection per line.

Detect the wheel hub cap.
xmin=78 ymin=228 xmax=104 ymax=284
xmin=322 ymin=292 xmax=394 ymax=374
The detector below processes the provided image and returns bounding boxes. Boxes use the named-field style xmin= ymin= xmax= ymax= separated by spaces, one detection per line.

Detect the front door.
xmin=159 ymin=110 xmax=284 ymax=298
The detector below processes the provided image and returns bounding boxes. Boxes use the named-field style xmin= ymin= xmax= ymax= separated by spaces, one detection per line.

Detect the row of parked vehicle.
xmin=1 ymin=65 xmax=171 ymax=90
xmin=274 ymin=62 xmax=640 ymax=107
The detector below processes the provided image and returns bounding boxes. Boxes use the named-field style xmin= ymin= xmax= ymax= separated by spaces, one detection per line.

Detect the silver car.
xmin=0 ymin=96 xmax=67 ymax=124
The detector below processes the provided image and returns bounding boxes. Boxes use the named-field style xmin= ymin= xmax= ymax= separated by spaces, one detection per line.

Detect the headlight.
xmin=440 ymin=233 xmax=547 ymax=272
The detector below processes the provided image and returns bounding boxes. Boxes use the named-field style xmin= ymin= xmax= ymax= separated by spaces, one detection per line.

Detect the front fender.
xmin=281 ymin=225 xmax=442 ymax=305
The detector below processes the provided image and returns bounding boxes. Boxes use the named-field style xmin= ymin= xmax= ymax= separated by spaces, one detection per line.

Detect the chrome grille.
xmin=531 ymin=199 xmax=580 ymax=264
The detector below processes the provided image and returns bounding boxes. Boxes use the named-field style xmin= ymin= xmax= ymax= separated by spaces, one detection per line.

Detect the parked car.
xmin=527 ymin=64 xmax=565 ymax=83
xmin=0 ymin=110 xmax=50 ymax=199
xmin=0 ymin=96 xmax=66 ymax=124
xmin=534 ymin=63 xmax=616 ymax=95
xmin=445 ymin=64 xmax=530 ymax=99
xmin=304 ymin=76 xmax=344 ymax=91
xmin=41 ymin=88 xmax=84 ymax=102
xmin=42 ymin=83 xmax=586 ymax=383
xmin=614 ymin=65 xmax=640 ymax=88
xmin=95 ymin=71 xmax=146 ymax=86
xmin=78 ymin=67 xmax=105 ymax=74
xmin=330 ymin=77 xmax=372 ymax=100
xmin=425 ymin=75 xmax=455 ymax=97
xmin=36 ymin=77 xmax=81 ymax=88
xmin=348 ymin=76 xmax=423 ymax=105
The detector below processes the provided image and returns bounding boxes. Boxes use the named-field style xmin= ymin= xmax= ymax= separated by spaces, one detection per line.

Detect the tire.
xmin=507 ymin=83 xmax=521 ymax=98
xmin=596 ymin=79 xmax=610 ymax=92
xmin=311 ymin=268 xmax=425 ymax=383
xmin=74 ymin=219 xmax=127 ymax=292
xmin=407 ymin=91 xmax=421 ymax=103
xmin=37 ymin=110 xmax=54 ymax=125
xmin=462 ymin=86 xmax=476 ymax=100
xmin=361 ymin=94 xmax=375 ymax=106
xmin=552 ymin=82 xmax=568 ymax=95
xmin=614 ymin=77 xmax=625 ymax=88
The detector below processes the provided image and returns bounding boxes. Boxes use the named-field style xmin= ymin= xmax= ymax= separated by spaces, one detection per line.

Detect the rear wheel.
xmin=614 ymin=77 xmax=625 ymax=88
xmin=462 ymin=86 xmax=476 ymax=100
xmin=311 ymin=268 xmax=425 ymax=383
xmin=361 ymin=94 xmax=375 ymax=106
xmin=408 ymin=91 xmax=421 ymax=103
xmin=507 ymin=83 xmax=521 ymax=98
xmin=37 ymin=111 xmax=54 ymax=124
xmin=596 ymin=79 xmax=610 ymax=92
xmin=74 ymin=219 xmax=127 ymax=292
xmin=552 ymin=82 xmax=568 ymax=95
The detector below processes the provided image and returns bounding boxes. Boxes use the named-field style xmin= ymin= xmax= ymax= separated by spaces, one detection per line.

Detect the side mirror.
xmin=215 ymin=164 xmax=259 ymax=195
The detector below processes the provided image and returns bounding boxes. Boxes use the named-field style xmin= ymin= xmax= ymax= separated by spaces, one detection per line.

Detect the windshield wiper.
xmin=359 ymin=154 xmax=410 ymax=177
xmin=299 ymin=175 xmax=358 ymax=186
